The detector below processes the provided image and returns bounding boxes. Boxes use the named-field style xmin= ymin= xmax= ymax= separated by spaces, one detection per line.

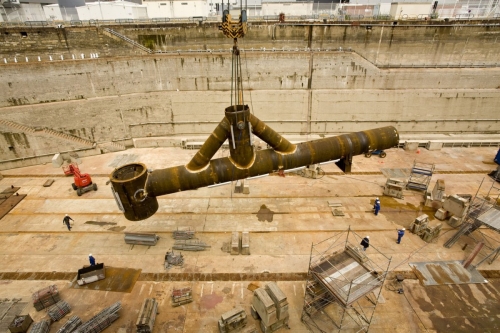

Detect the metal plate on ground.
xmin=0 ymin=302 xmax=28 ymax=333
xmin=69 ymin=266 xmax=141 ymax=293
xmin=0 ymin=194 xmax=26 ymax=220
xmin=0 ymin=187 xmax=20 ymax=195
xmin=409 ymin=261 xmax=487 ymax=286
xmin=43 ymin=179 xmax=55 ymax=187
xmin=477 ymin=206 xmax=500 ymax=232
xmin=380 ymin=168 xmax=411 ymax=179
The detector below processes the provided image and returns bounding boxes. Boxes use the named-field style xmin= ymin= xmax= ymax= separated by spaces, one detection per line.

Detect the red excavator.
xmin=67 ymin=164 xmax=98 ymax=196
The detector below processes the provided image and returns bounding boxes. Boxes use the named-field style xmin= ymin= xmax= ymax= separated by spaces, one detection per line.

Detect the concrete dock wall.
xmin=2 ymin=52 xmax=500 ymax=107
xmin=0 ymin=22 xmax=499 ymax=164
xmin=1 ymin=23 xmax=500 ymax=66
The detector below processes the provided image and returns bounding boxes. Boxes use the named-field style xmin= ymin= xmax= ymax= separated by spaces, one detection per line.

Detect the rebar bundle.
xmin=172 ymin=227 xmax=195 ymax=240
xmin=172 ymin=239 xmax=210 ymax=251
xmin=171 ymin=287 xmax=193 ymax=307
xmin=75 ymin=301 xmax=121 ymax=333
xmin=32 ymin=285 xmax=61 ymax=311
xmin=136 ymin=298 xmax=158 ymax=333
xmin=57 ymin=316 xmax=83 ymax=333
xmin=28 ymin=320 xmax=51 ymax=333
xmin=48 ymin=300 xmax=71 ymax=321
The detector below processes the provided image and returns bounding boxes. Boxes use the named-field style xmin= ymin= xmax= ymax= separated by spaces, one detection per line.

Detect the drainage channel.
xmin=1 ymin=270 xmax=498 ymax=281
xmin=0 ymin=271 xmax=308 ymax=281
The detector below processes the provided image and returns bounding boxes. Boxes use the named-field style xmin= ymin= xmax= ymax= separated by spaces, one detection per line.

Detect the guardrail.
xmin=3 ymin=14 xmax=500 ymax=28
xmin=24 ymin=21 xmax=49 ymax=27
xmin=455 ymin=13 xmax=474 ymax=19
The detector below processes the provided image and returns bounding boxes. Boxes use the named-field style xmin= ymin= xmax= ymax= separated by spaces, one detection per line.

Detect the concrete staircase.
xmin=0 ymin=119 xmax=126 ymax=152
xmin=102 ymin=28 xmax=153 ymax=54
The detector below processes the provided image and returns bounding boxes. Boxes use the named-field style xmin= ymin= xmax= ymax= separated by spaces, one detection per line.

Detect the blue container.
xmin=495 ymin=148 xmax=500 ymax=165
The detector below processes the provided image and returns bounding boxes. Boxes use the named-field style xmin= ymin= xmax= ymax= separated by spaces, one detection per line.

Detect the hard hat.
xmin=366 ymin=236 xmax=370 ymax=239
xmin=65 ymin=214 xmax=68 ymax=216
xmin=89 ymin=254 xmax=92 ymax=256
xmin=402 ymin=228 xmax=405 ymax=231
xmin=376 ymin=197 xmax=379 ymax=200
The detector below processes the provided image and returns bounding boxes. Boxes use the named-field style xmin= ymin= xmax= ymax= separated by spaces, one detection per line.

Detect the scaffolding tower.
xmin=301 ymin=228 xmax=391 ymax=333
xmin=407 ymin=160 xmax=435 ymax=191
xmin=444 ymin=178 xmax=500 ymax=266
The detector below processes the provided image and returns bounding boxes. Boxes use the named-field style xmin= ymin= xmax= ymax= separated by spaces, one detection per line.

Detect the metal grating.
xmin=476 ymin=207 xmax=500 ymax=232
xmin=409 ymin=261 xmax=487 ymax=286
xmin=311 ymin=252 xmax=382 ymax=307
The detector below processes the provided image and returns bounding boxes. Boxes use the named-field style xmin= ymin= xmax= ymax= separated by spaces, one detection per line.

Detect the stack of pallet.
xmin=252 ymin=282 xmax=290 ymax=333
xmin=136 ymin=298 xmax=159 ymax=333
xmin=32 ymin=285 xmax=61 ymax=311
xmin=27 ymin=320 xmax=50 ymax=333
xmin=48 ymin=300 xmax=71 ymax=321
xmin=218 ymin=306 xmax=257 ymax=333
xmin=56 ymin=316 xmax=82 ymax=333
xmin=75 ymin=302 xmax=121 ymax=333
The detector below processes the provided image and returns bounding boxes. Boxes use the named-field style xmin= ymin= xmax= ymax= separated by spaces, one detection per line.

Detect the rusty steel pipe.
xmin=110 ymin=126 xmax=399 ymax=221
xmin=186 ymin=117 xmax=231 ymax=172
xmin=225 ymin=105 xmax=255 ymax=168
xmin=249 ymin=114 xmax=296 ymax=154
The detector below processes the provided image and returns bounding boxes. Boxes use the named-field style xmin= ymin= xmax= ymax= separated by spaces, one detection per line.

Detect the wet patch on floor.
xmin=247 ymin=282 xmax=260 ymax=292
xmin=256 ymin=204 xmax=274 ymax=222
xmin=108 ymin=226 xmax=126 ymax=232
xmin=199 ymin=293 xmax=223 ymax=310
xmin=160 ymin=314 xmax=186 ymax=332
xmin=243 ymin=265 xmax=255 ymax=273
xmin=376 ymin=196 xmax=437 ymax=223
xmin=408 ymin=279 xmax=500 ymax=332
xmin=85 ymin=221 xmax=117 ymax=226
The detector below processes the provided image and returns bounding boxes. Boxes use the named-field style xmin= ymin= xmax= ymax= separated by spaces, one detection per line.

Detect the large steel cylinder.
xmin=109 ymin=163 xmax=159 ymax=221
xmin=225 ymin=105 xmax=254 ymax=168
xmin=110 ymin=126 xmax=399 ymax=221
